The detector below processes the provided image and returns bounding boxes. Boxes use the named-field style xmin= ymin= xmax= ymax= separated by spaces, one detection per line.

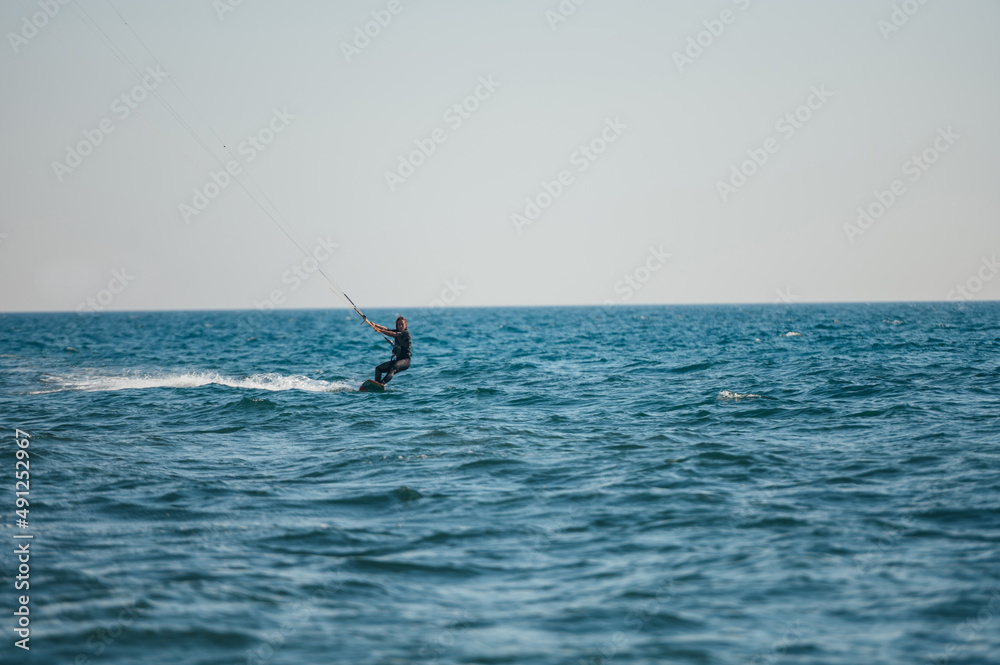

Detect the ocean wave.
xmin=29 ymin=371 xmax=356 ymax=394
xmin=717 ymin=390 xmax=767 ymax=401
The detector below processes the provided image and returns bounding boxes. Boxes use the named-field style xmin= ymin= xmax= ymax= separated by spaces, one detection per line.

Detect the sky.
xmin=1 ymin=0 xmax=998 ymax=313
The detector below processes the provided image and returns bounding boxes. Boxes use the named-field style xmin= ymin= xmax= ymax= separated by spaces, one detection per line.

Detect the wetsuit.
xmin=375 ymin=328 xmax=411 ymax=384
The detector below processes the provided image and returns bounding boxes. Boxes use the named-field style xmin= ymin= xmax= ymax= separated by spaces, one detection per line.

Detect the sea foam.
xmin=32 ymin=371 xmax=355 ymax=394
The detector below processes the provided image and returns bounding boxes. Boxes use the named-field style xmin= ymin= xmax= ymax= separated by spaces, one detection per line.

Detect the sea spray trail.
xmin=29 ymin=371 xmax=356 ymax=394
xmin=1 ymin=304 xmax=998 ymax=665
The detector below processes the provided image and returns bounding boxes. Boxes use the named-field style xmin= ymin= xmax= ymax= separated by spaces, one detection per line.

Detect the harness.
xmin=392 ymin=330 xmax=412 ymax=360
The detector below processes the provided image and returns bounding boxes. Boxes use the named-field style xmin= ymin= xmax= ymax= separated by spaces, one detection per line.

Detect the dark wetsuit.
xmin=375 ymin=328 xmax=411 ymax=384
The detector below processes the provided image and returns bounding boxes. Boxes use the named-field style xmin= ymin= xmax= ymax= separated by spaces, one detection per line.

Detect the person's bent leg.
xmin=382 ymin=358 xmax=410 ymax=384
xmin=375 ymin=360 xmax=394 ymax=382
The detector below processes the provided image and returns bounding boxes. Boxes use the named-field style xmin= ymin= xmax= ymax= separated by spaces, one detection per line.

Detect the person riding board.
xmin=366 ymin=315 xmax=411 ymax=385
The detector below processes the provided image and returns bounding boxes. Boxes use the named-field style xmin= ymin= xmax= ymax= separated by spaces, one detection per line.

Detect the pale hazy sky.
xmin=1 ymin=0 xmax=998 ymax=312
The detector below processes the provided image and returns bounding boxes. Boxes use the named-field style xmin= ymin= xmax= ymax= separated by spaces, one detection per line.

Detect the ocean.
xmin=1 ymin=303 xmax=998 ymax=664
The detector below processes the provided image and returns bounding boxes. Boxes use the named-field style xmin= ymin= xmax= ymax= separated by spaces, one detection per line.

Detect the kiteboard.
xmin=359 ymin=379 xmax=385 ymax=393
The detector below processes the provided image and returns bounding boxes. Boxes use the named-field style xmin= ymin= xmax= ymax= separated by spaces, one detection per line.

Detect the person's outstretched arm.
xmin=366 ymin=318 xmax=398 ymax=337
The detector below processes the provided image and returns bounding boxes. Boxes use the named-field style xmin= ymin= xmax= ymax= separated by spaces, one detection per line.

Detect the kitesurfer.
xmin=368 ymin=315 xmax=411 ymax=384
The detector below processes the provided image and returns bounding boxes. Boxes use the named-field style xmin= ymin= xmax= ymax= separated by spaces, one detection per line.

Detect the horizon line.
xmin=1 ymin=299 xmax=994 ymax=316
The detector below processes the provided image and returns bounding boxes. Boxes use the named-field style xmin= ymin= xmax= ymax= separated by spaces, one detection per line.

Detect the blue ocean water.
xmin=1 ymin=303 xmax=998 ymax=665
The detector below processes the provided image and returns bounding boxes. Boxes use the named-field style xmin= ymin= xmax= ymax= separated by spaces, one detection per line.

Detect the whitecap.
xmin=29 ymin=371 xmax=356 ymax=394
xmin=717 ymin=390 xmax=766 ymax=401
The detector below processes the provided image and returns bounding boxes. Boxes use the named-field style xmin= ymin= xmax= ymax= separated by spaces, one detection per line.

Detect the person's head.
xmin=395 ymin=316 xmax=407 ymax=331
